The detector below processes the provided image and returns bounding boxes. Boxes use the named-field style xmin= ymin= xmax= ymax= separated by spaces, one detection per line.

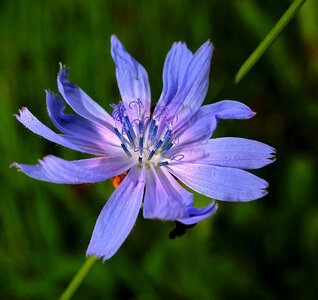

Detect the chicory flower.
xmin=12 ymin=35 xmax=275 ymax=261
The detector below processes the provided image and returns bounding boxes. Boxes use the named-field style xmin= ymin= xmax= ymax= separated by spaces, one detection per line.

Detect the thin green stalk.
xmin=235 ymin=0 xmax=307 ymax=84
xmin=59 ymin=255 xmax=98 ymax=300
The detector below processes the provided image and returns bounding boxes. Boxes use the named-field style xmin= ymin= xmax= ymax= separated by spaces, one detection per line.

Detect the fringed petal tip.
xmin=203 ymin=39 xmax=214 ymax=52
xmin=58 ymin=63 xmax=72 ymax=88
xmin=13 ymin=107 xmax=27 ymax=120
xmin=45 ymin=89 xmax=56 ymax=97
xmin=58 ymin=62 xmax=69 ymax=74
xmin=10 ymin=162 xmax=20 ymax=170
xmin=269 ymin=147 xmax=277 ymax=163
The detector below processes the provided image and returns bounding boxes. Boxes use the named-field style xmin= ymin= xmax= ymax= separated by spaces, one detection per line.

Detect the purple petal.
xmin=86 ymin=166 xmax=146 ymax=261
xmin=167 ymin=163 xmax=269 ymax=202
xmin=57 ymin=64 xmax=114 ymax=129
xmin=174 ymin=100 xmax=255 ymax=148
xmin=143 ymin=166 xmax=193 ymax=220
xmin=46 ymin=91 xmax=121 ymax=156
xmin=15 ymin=107 xmax=84 ymax=152
xmin=178 ymin=138 xmax=276 ymax=169
xmin=165 ymin=41 xmax=213 ymax=127
xmin=154 ymin=42 xmax=193 ymax=116
xmin=11 ymin=155 xmax=135 ymax=184
xmin=178 ymin=201 xmax=218 ymax=225
xmin=111 ymin=35 xmax=151 ymax=120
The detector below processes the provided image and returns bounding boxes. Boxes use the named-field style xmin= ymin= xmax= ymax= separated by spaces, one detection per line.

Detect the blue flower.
xmin=12 ymin=35 xmax=275 ymax=261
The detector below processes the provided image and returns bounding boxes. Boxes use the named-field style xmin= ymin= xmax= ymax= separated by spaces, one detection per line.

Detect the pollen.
xmin=111 ymin=172 xmax=128 ymax=188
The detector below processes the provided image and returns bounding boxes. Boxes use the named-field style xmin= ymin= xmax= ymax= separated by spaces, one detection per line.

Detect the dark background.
xmin=1 ymin=0 xmax=317 ymax=299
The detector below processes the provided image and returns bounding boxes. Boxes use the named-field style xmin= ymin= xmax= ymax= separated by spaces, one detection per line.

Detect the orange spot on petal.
xmin=111 ymin=172 xmax=128 ymax=188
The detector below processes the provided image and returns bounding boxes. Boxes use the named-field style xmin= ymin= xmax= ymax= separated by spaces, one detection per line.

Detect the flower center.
xmin=112 ymin=102 xmax=178 ymax=167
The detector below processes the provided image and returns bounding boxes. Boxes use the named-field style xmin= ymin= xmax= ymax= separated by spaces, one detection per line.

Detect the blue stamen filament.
xmin=156 ymin=160 xmax=170 ymax=167
xmin=138 ymin=120 xmax=144 ymax=164
xmin=161 ymin=138 xmax=176 ymax=155
xmin=114 ymin=128 xmax=132 ymax=158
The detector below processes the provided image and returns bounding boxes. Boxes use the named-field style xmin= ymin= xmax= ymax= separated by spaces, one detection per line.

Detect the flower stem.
xmin=214 ymin=0 xmax=307 ymax=100
xmin=59 ymin=255 xmax=98 ymax=300
xmin=235 ymin=0 xmax=307 ymax=84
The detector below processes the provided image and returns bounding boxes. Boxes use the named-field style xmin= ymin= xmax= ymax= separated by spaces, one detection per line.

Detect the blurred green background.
xmin=1 ymin=0 xmax=318 ymax=299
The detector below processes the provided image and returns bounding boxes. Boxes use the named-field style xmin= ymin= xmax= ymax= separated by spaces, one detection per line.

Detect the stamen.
xmin=161 ymin=138 xmax=176 ymax=155
xmin=151 ymin=124 xmax=158 ymax=146
xmin=148 ymin=118 xmax=158 ymax=146
xmin=124 ymin=124 xmax=136 ymax=149
xmin=161 ymin=126 xmax=173 ymax=149
xmin=157 ymin=161 xmax=170 ymax=167
xmin=114 ymin=128 xmax=126 ymax=144
xmin=114 ymin=127 xmax=132 ymax=157
xmin=147 ymin=139 xmax=163 ymax=161
xmin=138 ymin=119 xmax=144 ymax=163
xmin=147 ymin=150 xmax=156 ymax=161
xmin=121 ymin=143 xmax=132 ymax=158
xmin=124 ymin=115 xmax=137 ymax=142
xmin=163 ymin=128 xmax=173 ymax=143
xmin=139 ymin=119 xmax=144 ymax=136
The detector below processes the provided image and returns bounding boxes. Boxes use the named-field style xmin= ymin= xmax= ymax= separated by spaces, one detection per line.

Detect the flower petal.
xmin=174 ymin=100 xmax=255 ymax=148
xmin=154 ymin=42 xmax=193 ymax=116
xmin=15 ymin=107 xmax=84 ymax=152
xmin=46 ymin=91 xmax=121 ymax=156
xmin=178 ymin=201 xmax=218 ymax=225
xmin=86 ymin=166 xmax=146 ymax=261
xmin=167 ymin=163 xmax=269 ymax=202
xmin=143 ymin=166 xmax=193 ymax=220
xmin=111 ymin=35 xmax=151 ymax=120
xmin=166 ymin=41 xmax=213 ymax=127
xmin=207 ymin=100 xmax=256 ymax=120
xmin=178 ymin=138 xmax=276 ymax=169
xmin=57 ymin=64 xmax=114 ymax=129
xmin=11 ymin=155 xmax=135 ymax=184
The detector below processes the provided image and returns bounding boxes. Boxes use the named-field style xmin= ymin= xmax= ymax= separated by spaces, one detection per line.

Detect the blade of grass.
xmin=235 ymin=0 xmax=308 ymax=84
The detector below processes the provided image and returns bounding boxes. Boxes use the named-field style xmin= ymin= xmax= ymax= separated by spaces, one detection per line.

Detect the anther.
xmin=161 ymin=127 xmax=173 ymax=149
xmin=114 ymin=128 xmax=126 ymax=144
xmin=148 ymin=118 xmax=158 ymax=146
xmin=161 ymin=138 xmax=176 ymax=155
xmin=156 ymin=161 xmax=170 ymax=167
xmin=121 ymin=143 xmax=132 ymax=158
xmin=147 ymin=139 xmax=163 ymax=161
xmin=124 ymin=124 xmax=136 ymax=149
xmin=124 ymin=115 xmax=136 ymax=139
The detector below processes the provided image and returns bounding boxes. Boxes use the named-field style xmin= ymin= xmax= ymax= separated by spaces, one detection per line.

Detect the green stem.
xmin=235 ymin=0 xmax=307 ymax=84
xmin=59 ymin=255 xmax=98 ymax=300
